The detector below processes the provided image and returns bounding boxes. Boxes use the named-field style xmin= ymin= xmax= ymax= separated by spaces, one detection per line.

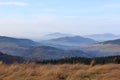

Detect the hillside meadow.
xmin=0 ymin=63 xmax=119 ymax=80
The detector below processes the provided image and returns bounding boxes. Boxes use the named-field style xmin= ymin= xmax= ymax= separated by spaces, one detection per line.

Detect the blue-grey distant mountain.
xmin=42 ymin=36 xmax=97 ymax=47
xmin=40 ymin=32 xmax=73 ymax=40
xmin=85 ymin=33 xmax=120 ymax=41
xmin=0 ymin=36 xmax=38 ymax=47
xmin=0 ymin=35 xmax=91 ymax=60
xmin=102 ymin=39 xmax=120 ymax=45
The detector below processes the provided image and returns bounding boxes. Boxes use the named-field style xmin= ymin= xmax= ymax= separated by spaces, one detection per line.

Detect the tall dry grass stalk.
xmin=89 ymin=59 xmax=96 ymax=67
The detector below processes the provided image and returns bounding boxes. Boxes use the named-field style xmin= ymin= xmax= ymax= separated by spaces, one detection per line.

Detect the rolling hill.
xmin=85 ymin=33 xmax=120 ymax=41
xmin=28 ymin=46 xmax=90 ymax=60
xmin=40 ymin=32 xmax=73 ymax=40
xmin=102 ymin=39 xmax=120 ymax=45
xmin=0 ymin=35 xmax=119 ymax=61
xmin=41 ymin=36 xmax=97 ymax=47
xmin=0 ymin=36 xmax=91 ymax=60
xmin=0 ymin=36 xmax=38 ymax=57
xmin=0 ymin=51 xmax=24 ymax=64
xmin=0 ymin=36 xmax=38 ymax=47
xmin=80 ymin=39 xmax=120 ymax=57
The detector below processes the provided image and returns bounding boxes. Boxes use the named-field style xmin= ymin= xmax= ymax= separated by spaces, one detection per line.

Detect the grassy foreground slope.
xmin=0 ymin=63 xmax=119 ymax=80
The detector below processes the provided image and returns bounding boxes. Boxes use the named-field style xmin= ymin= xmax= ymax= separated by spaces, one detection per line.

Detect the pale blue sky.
xmin=0 ymin=0 xmax=120 ymax=39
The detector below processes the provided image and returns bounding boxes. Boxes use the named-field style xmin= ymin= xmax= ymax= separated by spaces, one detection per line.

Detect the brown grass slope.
xmin=0 ymin=63 xmax=119 ymax=80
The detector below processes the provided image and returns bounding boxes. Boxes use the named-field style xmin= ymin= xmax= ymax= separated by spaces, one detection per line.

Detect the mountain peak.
xmin=40 ymin=32 xmax=73 ymax=40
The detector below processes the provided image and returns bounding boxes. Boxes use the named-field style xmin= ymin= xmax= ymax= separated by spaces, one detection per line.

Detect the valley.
xmin=0 ymin=34 xmax=120 ymax=63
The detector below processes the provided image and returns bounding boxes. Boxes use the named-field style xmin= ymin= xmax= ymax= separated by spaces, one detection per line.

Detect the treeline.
xmin=36 ymin=55 xmax=120 ymax=65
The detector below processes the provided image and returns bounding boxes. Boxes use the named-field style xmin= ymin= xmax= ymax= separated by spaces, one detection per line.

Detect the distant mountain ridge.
xmin=0 ymin=35 xmax=92 ymax=60
xmin=102 ymin=39 xmax=120 ymax=45
xmin=0 ymin=36 xmax=38 ymax=47
xmin=40 ymin=32 xmax=73 ymax=40
xmin=85 ymin=33 xmax=120 ymax=41
xmin=42 ymin=36 xmax=97 ymax=47
xmin=0 ymin=35 xmax=119 ymax=61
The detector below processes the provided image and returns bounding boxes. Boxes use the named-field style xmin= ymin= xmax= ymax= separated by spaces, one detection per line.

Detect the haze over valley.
xmin=0 ymin=33 xmax=119 ymax=62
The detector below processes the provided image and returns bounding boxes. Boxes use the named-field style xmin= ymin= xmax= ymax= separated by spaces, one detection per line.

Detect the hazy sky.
xmin=0 ymin=0 xmax=120 ymax=39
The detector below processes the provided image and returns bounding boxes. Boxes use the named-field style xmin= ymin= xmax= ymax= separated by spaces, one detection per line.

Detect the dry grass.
xmin=0 ymin=63 xmax=119 ymax=80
